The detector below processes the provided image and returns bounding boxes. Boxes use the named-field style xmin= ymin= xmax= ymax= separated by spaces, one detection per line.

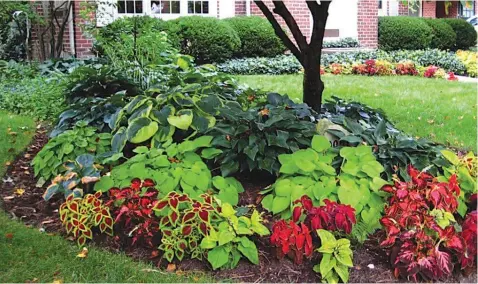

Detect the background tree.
xmin=254 ymin=0 xmax=332 ymax=111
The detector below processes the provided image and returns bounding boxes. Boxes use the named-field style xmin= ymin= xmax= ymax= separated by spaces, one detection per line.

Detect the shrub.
xmin=224 ymin=16 xmax=285 ymax=58
xmin=0 ymin=76 xmax=66 ymax=121
xmin=423 ymin=18 xmax=456 ymax=50
xmin=216 ymin=55 xmax=301 ymax=75
xmin=380 ymin=166 xmax=464 ymax=281
xmin=164 ymin=16 xmax=241 ymax=63
xmin=323 ymin=37 xmax=359 ymax=48
xmin=378 ymin=16 xmax=433 ymax=51
xmin=443 ymin=18 xmax=477 ymax=50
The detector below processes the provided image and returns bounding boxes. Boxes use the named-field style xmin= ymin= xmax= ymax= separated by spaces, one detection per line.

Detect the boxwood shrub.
xmin=442 ymin=18 xmax=477 ymax=50
xmin=164 ymin=16 xmax=241 ymax=64
xmin=378 ymin=16 xmax=433 ymax=51
xmin=423 ymin=18 xmax=456 ymax=50
xmin=224 ymin=16 xmax=286 ymax=58
xmin=216 ymin=55 xmax=301 ymax=75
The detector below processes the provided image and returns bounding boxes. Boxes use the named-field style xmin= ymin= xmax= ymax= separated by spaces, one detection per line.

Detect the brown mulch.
xmin=0 ymin=127 xmax=476 ymax=283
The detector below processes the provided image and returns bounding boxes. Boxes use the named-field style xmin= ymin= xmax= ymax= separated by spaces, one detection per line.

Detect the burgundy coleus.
xmin=292 ymin=195 xmax=356 ymax=234
xmin=460 ymin=210 xmax=477 ymax=269
xmin=270 ymin=219 xmax=313 ymax=265
xmin=107 ymin=179 xmax=160 ymax=246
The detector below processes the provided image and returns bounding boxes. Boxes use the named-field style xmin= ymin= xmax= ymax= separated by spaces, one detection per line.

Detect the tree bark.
xmin=253 ymin=0 xmax=331 ymax=112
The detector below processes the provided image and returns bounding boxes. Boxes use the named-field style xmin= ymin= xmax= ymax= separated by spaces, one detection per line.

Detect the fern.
xmin=351 ymin=220 xmax=381 ymax=243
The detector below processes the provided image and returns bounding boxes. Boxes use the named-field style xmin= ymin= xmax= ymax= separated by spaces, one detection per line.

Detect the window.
xmin=188 ymin=1 xmax=209 ymax=14
xmin=151 ymin=1 xmax=180 ymax=14
xmin=378 ymin=0 xmax=382 ymax=9
xmin=118 ymin=0 xmax=143 ymax=14
xmin=459 ymin=1 xmax=475 ymax=18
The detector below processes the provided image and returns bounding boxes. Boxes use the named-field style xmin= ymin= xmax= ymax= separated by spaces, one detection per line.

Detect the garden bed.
xmin=1 ymin=127 xmax=476 ymax=283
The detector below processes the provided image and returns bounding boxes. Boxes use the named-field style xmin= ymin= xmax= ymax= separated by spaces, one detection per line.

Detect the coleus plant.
xmin=59 ymin=192 xmax=114 ymax=246
xmin=438 ymin=150 xmax=477 ymax=216
xmin=42 ymin=154 xmax=101 ymax=201
xmin=153 ymin=191 xmax=219 ymax=262
xmin=95 ymin=136 xmax=243 ymax=204
xmin=33 ymin=121 xmax=111 ymax=181
xmin=460 ymin=210 xmax=477 ymax=270
xmin=262 ymin=135 xmax=388 ymax=241
xmin=270 ymin=219 xmax=313 ymax=265
xmin=107 ymin=178 xmax=159 ymax=246
xmin=199 ymin=203 xmax=270 ymax=270
xmin=314 ymin=229 xmax=354 ymax=284
xmin=380 ymin=165 xmax=464 ymax=281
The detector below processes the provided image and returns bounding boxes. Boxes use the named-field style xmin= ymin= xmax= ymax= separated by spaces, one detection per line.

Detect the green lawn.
xmin=236 ymin=75 xmax=477 ymax=151
xmin=0 ymin=112 xmax=209 ymax=283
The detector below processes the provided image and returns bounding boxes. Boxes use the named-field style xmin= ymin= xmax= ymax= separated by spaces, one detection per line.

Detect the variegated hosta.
xmin=153 ymin=192 xmax=219 ymax=262
xmin=59 ymin=192 xmax=113 ymax=246
xmin=380 ymin=165 xmax=464 ymax=281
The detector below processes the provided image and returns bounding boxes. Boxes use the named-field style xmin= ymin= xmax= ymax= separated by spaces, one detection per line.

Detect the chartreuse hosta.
xmin=95 ymin=136 xmax=243 ymax=205
xmin=199 ymin=203 xmax=270 ymax=270
xmin=314 ymin=229 xmax=353 ymax=284
xmin=261 ymin=135 xmax=389 ymax=241
xmin=108 ymin=83 xmax=225 ymax=152
xmin=437 ymin=150 xmax=477 ymax=216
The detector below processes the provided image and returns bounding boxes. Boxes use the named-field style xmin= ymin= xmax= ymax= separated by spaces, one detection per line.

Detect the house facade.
xmin=30 ymin=0 xmax=478 ymax=59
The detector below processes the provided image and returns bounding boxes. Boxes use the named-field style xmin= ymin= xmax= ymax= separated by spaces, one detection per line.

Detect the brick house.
xmin=30 ymin=0 xmax=478 ymax=59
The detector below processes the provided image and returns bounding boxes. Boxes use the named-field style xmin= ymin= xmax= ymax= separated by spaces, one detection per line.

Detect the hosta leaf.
xmin=201 ymin=148 xmax=223 ymax=159
xmin=94 ymin=176 xmax=114 ymax=192
xmin=126 ymin=117 xmax=158 ymax=144
xmin=311 ymin=135 xmax=331 ymax=153
xmin=207 ymin=246 xmax=230 ymax=270
xmin=218 ymin=230 xmax=236 ymax=246
xmin=441 ymin=150 xmax=460 ymax=165
xmin=167 ymin=110 xmax=193 ymax=130
xmin=217 ymin=186 xmax=239 ymax=206
xmin=271 ymin=196 xmax=290 ymax=214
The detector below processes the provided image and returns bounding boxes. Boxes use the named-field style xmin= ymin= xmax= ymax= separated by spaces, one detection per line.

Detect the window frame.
xmin=459 ymin=1 xmax=475 ymax=19
xmin=112 ymin=0 xmax=217 ymax=20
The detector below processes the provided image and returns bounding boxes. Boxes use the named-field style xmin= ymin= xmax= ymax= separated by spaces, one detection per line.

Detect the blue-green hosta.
xmin=261 ymin=135 xmax=389 ymax=241
xmin=95 ymin=136 xmax=243 ymax=205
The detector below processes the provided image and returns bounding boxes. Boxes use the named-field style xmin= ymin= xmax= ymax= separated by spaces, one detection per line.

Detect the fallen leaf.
xmin=3 ymin=196 xmax=15 ymax=201
xmin=427 ymin=119 xmax=434 ymax=124
xmin=41 ymin=219 xmax=54 ymax=225
xmin=76 ymin=247 xmax=88 ymax=258
xmin=24 ymin=153 xmax=31 ymax=158
xmin=5 ymin=233 xmax=13 ymax=239
xmin=150 ymin=250 xmax=160 ymax=259
xmin=167 ymin=263 xmax=176 ymax=272
xmin=5 ymin=161 xmax=11 ymax=166
xmin=14 ymin=188 xmax=25 ymax=196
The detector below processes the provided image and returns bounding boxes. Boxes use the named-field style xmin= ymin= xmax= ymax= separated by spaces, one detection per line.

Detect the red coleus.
xmin=293 ymin=195 xmax=356 ymax=234
xmin=460 ymin=210 xmax=477 ymax=269
xmin=395 ymin=62 xmax=418 ymax=76
xmin=380 ymin=165 xmax=465 ymax=281
xmin=424 ymin=65 xmax=439 ymax=78
xmin=106 ymin=178 xmax=159 ymax=247
xmin=270 ymin=219 xmax=313 ymax=265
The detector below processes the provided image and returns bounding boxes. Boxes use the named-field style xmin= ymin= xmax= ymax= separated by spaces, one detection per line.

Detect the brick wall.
xmin=422 ymin=1 xmax=436 ymax=18
xmin=250 ymin=0 xmax=311 ymax=39
xmin=73 ymin=1 xmax=94 ymax=58
xmin=357 ymin=0 xmax=378 ymax=48
xmin=398 ymin=1 xmax=408 ymax=15
xmin=235 ymin=0 xmax=247 ymax=15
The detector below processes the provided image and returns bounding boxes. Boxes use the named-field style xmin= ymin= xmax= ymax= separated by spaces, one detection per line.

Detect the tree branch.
xmin=253 ymin=0 xmax=303 ymax=64
xmin=271 ymin=1 xmax=308 ymax=51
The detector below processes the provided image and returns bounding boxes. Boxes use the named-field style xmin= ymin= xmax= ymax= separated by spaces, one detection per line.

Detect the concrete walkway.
xmin=454 ymin=75 xmax=478 ymax=83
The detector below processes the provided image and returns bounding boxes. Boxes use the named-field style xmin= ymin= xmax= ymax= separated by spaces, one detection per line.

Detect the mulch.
xmin=0 ymin=127 xmax=476 ymax=283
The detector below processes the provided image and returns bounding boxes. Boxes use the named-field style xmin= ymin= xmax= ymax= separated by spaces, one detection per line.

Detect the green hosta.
xmin=261 ymin=135 xmax=389 ymax=241
xmin=437 ymin=150 xmax=477 ymax=216
xmin=109 ymin=82 xmax=227 ymax=152
xmin=200 ymin=203 xmax=270 ymax=270
xmin=314 ymin=229 xmax=353 ymax=284
xmin=32 ymin=121 xmax=111 ymax=181
xmin=95 ymin=136 xmax=243 ymax=204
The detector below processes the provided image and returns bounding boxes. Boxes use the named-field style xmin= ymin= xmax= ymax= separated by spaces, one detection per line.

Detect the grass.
xmin=0 ymin=112 xmax=210 ymax=283
xmin=0 ymin=111 xmax=36 ymax=177
xmin=236 ymin=75 xmax=477 ymax=151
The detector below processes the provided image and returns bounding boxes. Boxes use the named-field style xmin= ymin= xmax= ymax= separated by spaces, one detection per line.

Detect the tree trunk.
xmin=302 ymin=48 xmax=324 ymax=112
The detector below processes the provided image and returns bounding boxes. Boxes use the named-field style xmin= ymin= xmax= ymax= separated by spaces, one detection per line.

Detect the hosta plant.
xmin=59 ymin=192 xmax=113 ymax=246
xmin=33 ymin=121 xmax=111 ymax=180
xmin=380 ymin=165 xmax=464 ymax=281
xmin=200 ymin=203 xmax=270 ymax=270
xmin=314 ymin=229 xmax=353 ymax=284
xmin=107 ymin=178 xmax=159 ymax=246
xmin=438 ymin=150 xmax=477 ymax=216
xmin=262 ymin=135 xmax=388 ymax=241
xmin=95 ymin=137 xmax=243 ymax=204
xmin=42 ymin=154 xmax=101 ymax=201
xmin=208 ymin=97 xmax=316 ymax=176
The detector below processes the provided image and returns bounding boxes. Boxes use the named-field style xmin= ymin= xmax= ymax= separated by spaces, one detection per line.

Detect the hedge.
xmin=224 ymin=16 xmax=285 ymax=58
xmin=378 ymin=16 xmax=433 ymax=51
xmin=442 ymin=18 xmax=477 ymax=50
xmin=423 ymin=18 xmax=456 ymax=50
xmin=164 ymin=16 xmax=241 ymax=64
